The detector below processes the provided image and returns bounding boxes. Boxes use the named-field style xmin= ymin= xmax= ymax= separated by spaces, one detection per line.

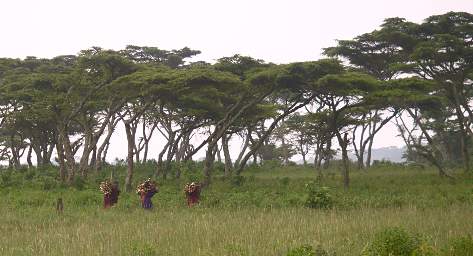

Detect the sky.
xmin=1 ymin=0 xmax=472 ymax=162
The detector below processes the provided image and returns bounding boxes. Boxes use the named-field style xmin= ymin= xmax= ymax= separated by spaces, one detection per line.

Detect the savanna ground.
xmin=1 ymin=162 xmax=473 ymax=255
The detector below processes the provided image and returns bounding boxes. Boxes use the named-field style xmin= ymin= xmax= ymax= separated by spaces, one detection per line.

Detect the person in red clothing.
xmin=184 ymin=182 xmax=201 ymax=207
xmin=100 ymin=180 xmax=113 ymax=209
xmin=103 ymin=193 xmax=112 ymax=208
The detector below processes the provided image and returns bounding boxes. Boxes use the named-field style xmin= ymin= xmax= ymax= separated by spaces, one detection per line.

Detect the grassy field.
xmin=1 ymin=163 xmax=473 ymax=255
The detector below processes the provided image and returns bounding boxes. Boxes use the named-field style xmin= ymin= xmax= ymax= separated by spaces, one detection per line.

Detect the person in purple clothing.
xmin=141 ymin=188 xmax=157 ymax=209
xmin=137 ymin=179 xmax=158 ymax=209
xmin=110 ymin=181 xmax=120 ymax=206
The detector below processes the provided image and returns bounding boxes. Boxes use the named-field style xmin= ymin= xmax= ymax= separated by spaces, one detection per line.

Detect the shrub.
xmin=287 ymin=245 xmax=329 ymax=256
xmin=262 ymin=160 xmax=282 ymax=170
xmin=71 ymin=176 xmax=86 ymax=190
xmin=126 ymin=241 xmax=157 ymax=256
xmin=36 ymin=176 xmax=58 ymax=190
xmin=442 ymin=235 xmax=473 ymax=256
xmin=229 ymin=175 xmax=245 ymax=187
xmin=304 ymin=181 xmax=333 ymax=209
xmin=279 ymin=177 xmax=290 ymax=186
xmin=362 ymin=227 xmax=421 ymax=256
xmin=287 ymin=245 xmax=315 ymax=256
xmin=0 ymin=171 xmax=12 ymax=186
xmin=412 ymin=242 xmax=439 ymax=256
xmin=24 ymin=170 xmax=36 ymax=180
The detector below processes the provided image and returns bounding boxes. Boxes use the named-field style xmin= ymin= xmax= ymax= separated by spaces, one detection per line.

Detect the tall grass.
xmin=1 ymin=206 xmax=472 ymax=255
xmin=1 ymin=164 xmax=472 ymax=255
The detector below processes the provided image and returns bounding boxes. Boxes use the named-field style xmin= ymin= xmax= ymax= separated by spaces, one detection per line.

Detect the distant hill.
xmin=300 ymin=146 xmax=405 ymax=165
xmin=348 ymin=146 xmax=405 ymax=163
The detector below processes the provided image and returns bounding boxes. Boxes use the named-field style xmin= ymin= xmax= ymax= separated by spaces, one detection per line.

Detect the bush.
xmin=71 ymin=176 xmax=86 ymax=190
xmin=280 ymin=177 xmax=290 ymax=186
xmin=229 ymin=175 xmax=246 ymax=187
xmin=287 ymin=245 xmax=329 ymax=256
xmin=0 ymin=171 xmax=12 ymax=186
xmin=262 ymin=160 xmax=282 ymax=170
xmin=126 ymin=241 xmax=157 ymax=256
xmin=304 ymin=181 xmax=333 ymax=209
xmin=36 ymin=176 xmax=58 ymax=190
xmin=442 ymin=235 xmax=473 ymax=256
xmin=24 ymin=170 xmax=36 ymax=180
xmin=362 ymin=227 xmax=421 ymax=256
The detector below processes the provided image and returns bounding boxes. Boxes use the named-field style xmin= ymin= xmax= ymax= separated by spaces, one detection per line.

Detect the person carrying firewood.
xmin=184 ymin=182 xmax=201 ymax=207
xmin=137 ymin=178 xmax=158 ymax=209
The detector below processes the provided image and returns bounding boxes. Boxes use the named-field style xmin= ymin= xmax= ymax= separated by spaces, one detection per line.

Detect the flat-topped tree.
xmin=236 ymin=59 xmax=345 ymax=174
xmin=324 ymin=22 xmax=409 ymax=168
xmin=303 ymin=110 xmax=336 ymax=176
xmin=316 ymin=72 xmax=381 ymax=188
xmin=121 ymin=45 xmax=201 ymax=68
xmin=107 ymin=66 xmax=178 ymax=191
xmin=169 ymin=67 xmax=252 ymax=185
xmin=73 ymin=49 xmax=138 ymax=178
xmin=375 ymin=12 xmax=473 ymax=172
xmin=0 ymin=56 xmax=78 ymax=177
xmin=118 ymin=46 xmax=202 ymax=178
xmin=368 ymin=77 xmax=451 ymax=177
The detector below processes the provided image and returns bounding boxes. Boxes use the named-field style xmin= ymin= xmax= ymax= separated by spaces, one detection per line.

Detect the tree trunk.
xmin=222 ymin=133 xmax=233 ymax=177
xmin=234 ymin=129 xmax=251 ymax=169
xmin=323 ymin=139 xmax=332 ymax=169
xmin=56 ymin=140 xmax=66 ymax=182
xmin=450 ymin=84 xmax=471 ymax=173
xmin=78 ymin=131 xmax=92 ymax=177
xmin=365 ymin=136 xmax=374 ymax=168
xmin=59 ymin=125 xmax=76 ymax=184
xmin=155 ymin=141 xmax=170 ymax=178
xmin=95 ymin=122 xmax=116 ymax=171
xmin=301 ymin=151 xmax=307 ymax=166
xmin=32 ymin=143 xmax=43 ymax=166
xmin=26 ymin=145 xmax=33 ymax=168
xmin=203 ymin=142 xmax=217 ymax=186
xmin=124 ymin=122 xmax=135 ymax=192
xmin=337 ymin=132 xmax=350 ymax=189
xmin=90 ymin=146 xmax=97 ymax=168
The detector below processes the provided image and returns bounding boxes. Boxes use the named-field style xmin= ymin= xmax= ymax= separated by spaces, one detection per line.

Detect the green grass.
xmin=1 ymin=164 xmax=472 ymax=255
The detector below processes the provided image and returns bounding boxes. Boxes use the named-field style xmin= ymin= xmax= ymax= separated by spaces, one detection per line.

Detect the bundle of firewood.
xmin=184 ymin=182 xmax=201 ymax=195
xmin=136 ymin=178 xmax=157 ymax=195
xmin=99 ymin=180 xmax=112 ymax=195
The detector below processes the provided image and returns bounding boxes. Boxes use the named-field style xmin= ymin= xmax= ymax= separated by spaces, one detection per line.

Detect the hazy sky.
xmin=1 ymin=0 xmax=472 ymax=161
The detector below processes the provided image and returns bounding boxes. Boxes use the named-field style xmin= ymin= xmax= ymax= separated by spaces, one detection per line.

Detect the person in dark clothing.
xmin=110 ymin=181 xmax=120 ymax=206
xmin=141 ymin=188 xmax=157 ymax=209
xmin=137 ymin=178 xmax=158 ymax=209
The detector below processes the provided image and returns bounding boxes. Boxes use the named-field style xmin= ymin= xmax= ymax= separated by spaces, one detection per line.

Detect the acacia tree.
xmin=324 ymin=24 xmax=405 ymax=168
xmin=376 ymin=12 xmax=473 ymax=172
xmin=284 ymin=113 xmax=312 ymax=165
xmin=236 ymin=59 xmax=346 ymax=175
xmin=73 ymin=49 xmax=138 ymax=177
xmin=373 ymin=77 xmax=453 ymax=177
xmin=316 ymin=72 xmax=381 ymax=188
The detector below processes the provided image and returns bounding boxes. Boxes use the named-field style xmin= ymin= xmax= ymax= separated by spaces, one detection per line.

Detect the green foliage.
xmin=35 ymin=176 xmax=58 ymax=190
xmin=229 ymin=175 xmax=246 ymax=187
xmin=287 ymin=245 xmax=329 ymax=256
xmin=441 ymin=235 xmax=473 ymax=256
xmin=71 ymin=176 xmax=86 ymax=190
xmin=304 ymin=181 xmax=333 ymax=209
xmin=362 ymin=227 xmax=421 ymax=256
xmin=126 ymin=241 xmax=157 ymax=256
xmin=287 ymin=245 xmax=316 ymax=256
